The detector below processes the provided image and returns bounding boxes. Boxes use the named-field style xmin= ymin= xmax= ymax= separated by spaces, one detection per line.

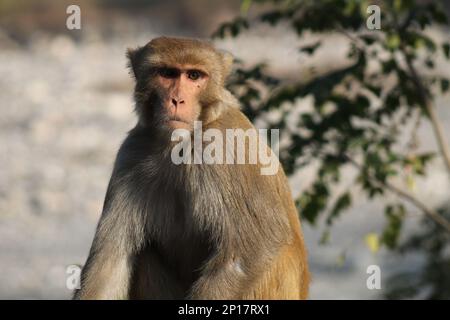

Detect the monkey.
xmin=73 ymin=37 xmax=309 ymax=300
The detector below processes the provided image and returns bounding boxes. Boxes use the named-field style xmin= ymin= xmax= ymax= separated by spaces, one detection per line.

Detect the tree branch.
xmin=345 ymin=154 xmax=450 ymax=233
xmin=400 ymin=44 xmax=450 ymax=177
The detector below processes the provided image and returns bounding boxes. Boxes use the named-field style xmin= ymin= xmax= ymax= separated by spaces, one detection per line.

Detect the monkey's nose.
xmin=171 ymin=98 xmax=185 ymax=107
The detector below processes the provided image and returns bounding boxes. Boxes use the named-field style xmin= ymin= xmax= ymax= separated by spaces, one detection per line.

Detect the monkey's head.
xmin=127 ymin=37 xmax=235 ymax=132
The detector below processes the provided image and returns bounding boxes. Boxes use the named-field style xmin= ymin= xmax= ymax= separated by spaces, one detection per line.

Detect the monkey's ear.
xmin=126 ymin=46 xmax=147 ymax=80
xmin=221 ymin=51 xmax=234 ymax=80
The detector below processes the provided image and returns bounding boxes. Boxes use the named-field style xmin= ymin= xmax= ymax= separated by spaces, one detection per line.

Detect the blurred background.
xmin=0 ymin=0 xmax=449 ymax=299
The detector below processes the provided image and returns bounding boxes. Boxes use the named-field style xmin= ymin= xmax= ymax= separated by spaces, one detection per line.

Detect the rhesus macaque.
xmin=73 ymin=37 xmax=309 ymax=300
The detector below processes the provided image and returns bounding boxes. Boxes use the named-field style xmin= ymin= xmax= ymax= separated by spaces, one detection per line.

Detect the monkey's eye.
xmin=187 ymin=70 xmax=203 ymax=81
xmin=158 ymin=67 xmax=180 ymax=79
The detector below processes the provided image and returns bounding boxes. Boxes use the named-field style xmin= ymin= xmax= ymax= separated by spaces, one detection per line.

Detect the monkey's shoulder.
xmin=209 ymin=107 xmax=254 ymax=131
xmin=111 ymin=129 xmax=166 ymax=175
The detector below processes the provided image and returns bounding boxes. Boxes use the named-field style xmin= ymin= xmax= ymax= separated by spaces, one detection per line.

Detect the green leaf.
xmin=442 ymin=43 xmax=450 ymax=59
xmin=427 ymin=3 xmax=448 ymax=25
xmin=381 ymin=204 xmax=405 ymax=249
xmin=360 ymin=35 xmax=377 ymax=46
xmin=319 ymin=229 xmax=330 ymax=245
xmin=240 ymin=0 xmax=252 ymax=16
xmin=365 ymin=233 xmax=380 ymax=253
xmin=386 ymin=34 xmax=400 ymax=50
xmin=211 ymin=17 xmax=249 ymax=38
xmin=425 ymin=58 xmax=434 ymax=69
xmin=441 ymin=78 xmax=450 ymax=93
xmin=297 ymin=181 xmax=330 ymax=225
xmin=382 ymin=59 xmax=397 ymax=74
xmin=299 ymin=41 xmax=321 ymax=55
xmin=327 ymin=192 xmax=352 ymax=225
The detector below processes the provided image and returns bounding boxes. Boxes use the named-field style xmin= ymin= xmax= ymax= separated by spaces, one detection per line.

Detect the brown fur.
xmin=74 ymin=37 xmax=309 ymax=300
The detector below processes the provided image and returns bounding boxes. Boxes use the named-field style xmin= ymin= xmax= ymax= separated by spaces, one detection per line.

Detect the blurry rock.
xmin=50 ymin=35 xmax=76 ymax=60
xmin=0 ymin=28 xmax=20 ymax=50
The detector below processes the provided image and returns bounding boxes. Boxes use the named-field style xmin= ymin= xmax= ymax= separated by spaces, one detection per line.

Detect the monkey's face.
xmin=153 ymin=65 xmax=208 ymax=130
xmin=127 ymin=37 xmax=234 ymax=133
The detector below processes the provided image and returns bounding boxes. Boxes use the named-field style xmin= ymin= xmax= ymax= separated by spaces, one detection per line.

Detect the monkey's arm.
xmin=188 ymin=162 xmax=295 ymax=300
xmin=73 ymin=176 xmax=147 ymax=300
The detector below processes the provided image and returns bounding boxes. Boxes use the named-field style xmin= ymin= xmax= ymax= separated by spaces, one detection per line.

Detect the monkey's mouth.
xmin=166 ymin=116 xmax=190 ymax=129
xmin=167 ymin=115 xmax=188 ymax=123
